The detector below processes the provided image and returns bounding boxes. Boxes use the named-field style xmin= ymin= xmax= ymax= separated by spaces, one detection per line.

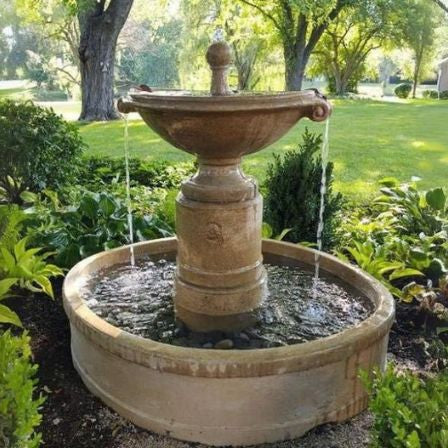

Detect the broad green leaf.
xmin=34 ymin=275 xmax=54 ymax=298
xmin=19 ymin=190 xmax=38 ymax=203
xmin=0 ymin=304 xmax=22 ymax=327
xmin=0 ymin=278 xmax=18 ymax=298
xmin=261 ymin=222 xmax=273 ymax=238
xmin=79 ymin=195 xmax=98 ymax=219
xmin=1 ymin=247 xmax=16 ymax=271
xmin=378 ymin=177 xmax=399 ymax=187
xmin=389 ymin=268 xmax=424 ymax=281
xmin=99 ymin=194 xmax=116 ymax=217
xmin=426 ymin=188 xmax=446 ymax=211
xmin=275 ymin=228 xmax=292 ymax=241
xmin=13 ymin=237 xmax=28 ymax=260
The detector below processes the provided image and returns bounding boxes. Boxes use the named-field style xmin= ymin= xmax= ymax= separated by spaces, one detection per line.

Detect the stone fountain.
xmin=63 ymin=41 xmax=394 ymax=446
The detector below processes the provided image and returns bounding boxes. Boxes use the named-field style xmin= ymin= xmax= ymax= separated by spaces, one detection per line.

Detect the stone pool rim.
xmin=63 ymin=237 xmax=395 ymax=379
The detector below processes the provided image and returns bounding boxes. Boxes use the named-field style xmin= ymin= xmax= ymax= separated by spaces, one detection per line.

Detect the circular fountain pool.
xmin=82 ymin=258 xmax=373 ymax=349
xmin=63 ymin=237 xmax=394 ymax=447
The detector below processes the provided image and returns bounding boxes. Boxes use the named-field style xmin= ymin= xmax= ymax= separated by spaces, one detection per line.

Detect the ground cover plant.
xmin=0 ymin=330 xmax=45 ymax=448
xmin=0 ymin=205 xmax=63 ymax=327
xmin=362 ymin=365 xmax=448 ymax=448
xmin=337 ymin=178 xmax=448 ymax=331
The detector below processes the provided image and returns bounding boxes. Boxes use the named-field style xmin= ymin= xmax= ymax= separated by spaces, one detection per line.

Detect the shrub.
xmin=79 ymin=156 xmax=195 ymax=191
xmin=264 ymin=128 xmax=343 ymax=249
xmin=362 ymin=365 xmax=448 ymax=448
xmin=0 ymin=100 xmax=85 ymax=203
xmin=422 ymin=89 xmax=439 ymax=99
xmin=394 ymin=83 xmax=412 ymax=99
xmin=0 ymin=330 xmax=45 ymax=448
xmin=440 ymin=90 xmax=448 ymax=100
xmin=25 ymin=189 xmax=174 ymax=268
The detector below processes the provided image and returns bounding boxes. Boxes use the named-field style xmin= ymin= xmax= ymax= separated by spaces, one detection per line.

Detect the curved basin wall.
xmin=63 ymin=238 xmax=394 ymax=447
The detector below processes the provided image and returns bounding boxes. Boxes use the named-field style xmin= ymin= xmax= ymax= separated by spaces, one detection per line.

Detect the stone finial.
xmin=206 ymin=41 xmax=233 ymax=96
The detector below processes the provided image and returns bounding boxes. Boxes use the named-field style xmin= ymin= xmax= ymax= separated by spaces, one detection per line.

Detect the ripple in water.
xmin=82 ymin=258 xmax=373 ymax=349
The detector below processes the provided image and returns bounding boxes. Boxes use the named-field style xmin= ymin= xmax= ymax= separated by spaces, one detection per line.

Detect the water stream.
xmin=313 ymin=119 xmax=331 ymax=292
xmin=123 ymin=114 xmax=135 ymax=267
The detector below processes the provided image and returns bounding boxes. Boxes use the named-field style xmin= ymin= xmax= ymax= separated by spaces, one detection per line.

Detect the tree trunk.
xmin=78 ymin=0 xmax=133 ymax=121
xmin=284 ymin=46 xmax=307 ymax=91
xmin=412 ymin=46 xmax=424 ymax=99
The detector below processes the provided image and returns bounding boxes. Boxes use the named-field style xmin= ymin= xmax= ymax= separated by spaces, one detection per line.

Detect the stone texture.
xmin=63 ymin=238 xmax=394 ymax=447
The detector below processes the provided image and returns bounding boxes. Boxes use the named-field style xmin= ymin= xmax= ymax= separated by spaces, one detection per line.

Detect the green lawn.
xmin=78 ymin=99 xmax=448 ymax=199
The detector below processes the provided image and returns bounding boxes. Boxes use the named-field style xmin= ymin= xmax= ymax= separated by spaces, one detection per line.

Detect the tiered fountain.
xmin=63 ymin=40 xmax=394 ymax=446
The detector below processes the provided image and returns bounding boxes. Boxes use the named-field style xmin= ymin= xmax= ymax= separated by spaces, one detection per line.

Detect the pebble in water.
xmin=82 ymin=258 xmax=374 ymax=350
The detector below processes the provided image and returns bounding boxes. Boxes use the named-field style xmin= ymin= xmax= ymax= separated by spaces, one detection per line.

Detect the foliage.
xmin=261 ymin=223 xmax=292 ymax=241
xmin=0 ymin=100 xmax=85 ymax=203
xmin=394 ymin=83 xmax=412 ymax=98
xmin=0 ymin=205 xmax=62 ymax=327
xmin=362 ymin=365 xmax=448 ymax=448
xmin=239 ymin=0 xmax=355 ymax=90
xmin=337 ymin=178 xmax=448 ymax=324
xmin=395 ymin=0 xmax=442 ymax=98
xmin=0 ymin=330 xmax=44 ymax=448
xmin=312 ymin=0 xmax=403 ymax=96
xmin=0 ymin=238 xmax=63 ymax=299
xmin=440 ymin=90 xmax=448 ymax=100
xmin=422 ymin=89 xmax=439 ymax=99
xmin=79 ymin=156 xmax=195 ymax=191
xmin=119 ymin=16 xmax=181 ymax=88
xmin=0 ymin=279 xmax=21 ymax=328
xmin=24 ymin=189 xmax=174 ymax=268
xmin=264 ymin=128 xmax=343 ymax=249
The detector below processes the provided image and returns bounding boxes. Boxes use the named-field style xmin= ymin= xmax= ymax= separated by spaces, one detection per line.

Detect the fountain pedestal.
xmin=175 ymin=157 xmax=266 ymax=331
xmin=117 ymin=41 xmax=331 ymax=332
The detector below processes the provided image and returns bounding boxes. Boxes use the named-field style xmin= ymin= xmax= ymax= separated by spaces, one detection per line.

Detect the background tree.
xmin=239 ymin=0 xmax=354 ymax=90
xmin=433 ymin=0 xmax=448 ymax=14
xmin=312 ymin=0 xmax=402 ymax=95
xmin=179 ymin=0 xmax=279 ymax=91
xmin=397 ymin=0 xmax=442 ymax=98
xmin=78 ymin=0 xmax=133 ymax=121
xmin=117 ymin=0 xmax=182 ymax=89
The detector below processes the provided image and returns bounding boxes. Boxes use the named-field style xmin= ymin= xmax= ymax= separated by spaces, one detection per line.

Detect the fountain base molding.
xmin=63 ymin=238 xmax=394 ymax=447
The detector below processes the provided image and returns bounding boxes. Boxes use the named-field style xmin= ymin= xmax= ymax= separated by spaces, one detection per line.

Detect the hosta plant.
xmin=25 ymin=189 xmax=174 ymax=268
xmin=0 ymin=238 xmax=63 ymax=298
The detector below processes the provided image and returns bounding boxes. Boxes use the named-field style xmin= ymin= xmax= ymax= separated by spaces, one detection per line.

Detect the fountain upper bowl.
xmin=117 ymin=89 xmax=331 ymax=160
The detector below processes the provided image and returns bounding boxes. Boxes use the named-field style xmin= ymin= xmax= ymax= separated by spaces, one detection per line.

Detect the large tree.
xmin=313 ymin=0 xmax=401 ymax=95
xmin=397 ymin=0 xmax=442 ymax=98
xmin=78 ymin=0 xmax=133 ymax=121
xmin=434 ymin=0 xmax=448 ymax=14
xmin=239 ymin=0 xmax=354 ymax=90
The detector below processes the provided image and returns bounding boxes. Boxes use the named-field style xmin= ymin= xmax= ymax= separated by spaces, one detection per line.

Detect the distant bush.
xmin=264 ymin=128 xmax=343 ymax=249
xmin=422 ymin=89 xmax=439 ymax=99
xmin=394 ymin=83 xmax=412 ymax=99
xmin=0 ymin=330 xmax=45 ymax=447
xmin=0 ymin=100 xmax=85 ymax=204
xmin=440 ymin=90 xmax=448 ymax=100
xmin=362 ymin=365 xmax=448 ymax=448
